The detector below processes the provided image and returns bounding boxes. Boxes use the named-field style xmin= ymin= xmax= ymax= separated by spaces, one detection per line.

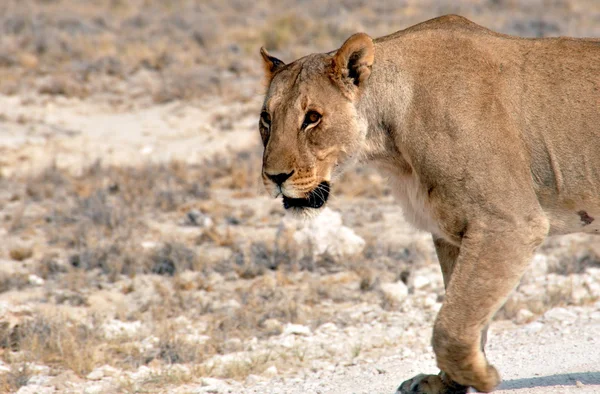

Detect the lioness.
xmin=258 ymin=15 xmax=600 ymax=393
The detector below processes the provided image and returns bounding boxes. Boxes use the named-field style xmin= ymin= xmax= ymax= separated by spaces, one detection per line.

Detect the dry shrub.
xmin=150 ymin=243 xmax=200 ymax=276
xmin=8 ymin=245 xmax=32 ymax=261
xmin=9 ymin=154 xmax=262 ymax=281
xmin=0 ymin=364 xmax=32 ymax=393
xmin=4 ymin=313 xmax=102 ymax=376
xmin=153 ymin=322 xmax=209 ymax=365
xmin=0 ymin=271 xmax=29 ymax=294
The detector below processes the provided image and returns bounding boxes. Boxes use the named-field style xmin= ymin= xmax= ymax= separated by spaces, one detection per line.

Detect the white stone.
xmin=524 ymin=321 xmax=544 ymax=333
xmin=277 ymin=334 xmax=296 ymax=348
xmin=201 ymin=377 xmax=228 ymax=388
xmin=26 ymin=364 xmax=50 ymax=375
xmin=264 ymin=365 xmax=278 ymax=378
xmin=141 ymin=241 xmax=158 ymax=249
xmin=169 ymin=364 xmax=191 ymax=375
xmin=288 ymin=208 xmax=365 ymax=257
xmin=413 ymin=275 xmax=431 ymax=290
xmin=245 ymin=374 xmax=263 ymax=385
xmin=102 ymin=319 xmax=142 ymax=340
xmin=129 ymin=366 xmax=153 ymax=381
xmin=86 ymin=369 xmax=104 ymax=381
xmin=515 ymin=309 xmax=534 ymax=325
xmin=543 ymin=307 xmax=577 ymax=322
xmin=317 ymin=322 xmax=338 ymax=334
xmin=83 ymin=384 xmax=105 ymax=394
xmin=27 ymin=274 xmax=45 ymax=286
xmin=423 ymin=294 xmax=437 ymax=308
xmin=381 ymin=281 xmax=409 ymax=304
xmin=141 ymin=145 xmax=154 ymax=155
xmin=283 ymin=323 xmax=311 ymax=336
xmin=26 ymin=375 xmax=52 ymax=386
xmin=185 ymin=334 xmax=211 ymax=345
xmin=87 ymin=365 xmax=119 ymax=380
xmin=17 ymin=385 xmax=55 ymax=394
xmin=185 ymin=210 xmax=213 ymax=228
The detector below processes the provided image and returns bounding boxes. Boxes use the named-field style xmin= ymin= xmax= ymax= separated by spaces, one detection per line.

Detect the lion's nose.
xmin=266 ymin=170 xmax=294 ymax=186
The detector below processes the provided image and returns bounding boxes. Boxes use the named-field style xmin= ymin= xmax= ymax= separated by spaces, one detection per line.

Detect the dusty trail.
xmin=241 ymin=304 xmax=600 ymax=394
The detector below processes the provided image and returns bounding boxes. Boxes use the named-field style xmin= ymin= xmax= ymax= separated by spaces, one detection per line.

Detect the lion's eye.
xmin=260 ymin=111 xmax=271 ymax=128
xmin=302 ymin=111 xmax=321 ymax=129
xmin=259 ymin=111 xmax=271 ymax=147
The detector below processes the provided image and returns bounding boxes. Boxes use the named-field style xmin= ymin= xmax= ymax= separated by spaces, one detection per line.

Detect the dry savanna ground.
xmin=0 ymin=1 xmax=599 ymax=393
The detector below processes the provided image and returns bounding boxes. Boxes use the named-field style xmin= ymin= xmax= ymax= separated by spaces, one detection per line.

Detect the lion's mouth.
xmin=282 ymin=181 xmax=330 ymax=210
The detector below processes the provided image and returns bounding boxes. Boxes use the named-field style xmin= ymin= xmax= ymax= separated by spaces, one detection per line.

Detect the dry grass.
xmin=1 ymin=149 xmax=597 ymax=385
xmin=0 ymin=154 xmax=405 ymax=382
xmin=0 ymin=0 xmax=597 ymax=102
xmin=2 ymin=312 xmax=101 ymax=376
xmin=0 ymin=364 xmax=32 ymax=393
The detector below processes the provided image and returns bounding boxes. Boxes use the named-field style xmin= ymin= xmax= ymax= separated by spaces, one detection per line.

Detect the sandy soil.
xmin=0 ymin=94 xmax=261 ymax=176
xmin=242 ymin=304 xmax=600 ymax=394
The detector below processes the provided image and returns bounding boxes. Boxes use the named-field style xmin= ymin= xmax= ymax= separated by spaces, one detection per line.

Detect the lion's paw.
xmin=396 ymin=373 xmax=468 ymax=394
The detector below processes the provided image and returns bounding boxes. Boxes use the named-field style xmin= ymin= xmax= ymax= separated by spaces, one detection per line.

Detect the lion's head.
xmin=259 ymin=33 xmax=375 ymax=216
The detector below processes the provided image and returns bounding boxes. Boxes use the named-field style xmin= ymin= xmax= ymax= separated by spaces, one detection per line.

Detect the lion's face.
xmin=259 ymin=33 xmax=374 ymax=216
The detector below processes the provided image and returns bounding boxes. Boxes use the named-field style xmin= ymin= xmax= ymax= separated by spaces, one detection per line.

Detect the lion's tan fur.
xmin=260 ymin=15 xmax=600 ymax=393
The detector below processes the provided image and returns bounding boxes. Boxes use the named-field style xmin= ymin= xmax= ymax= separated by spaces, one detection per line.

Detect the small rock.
xmin=141 ymin=241 xmax=158 ymax=249
xmin=49 ymin=370 xmax=83 ymax=390
xmin=283 ymin=323 xmax=311 ymax=336
xmin=287 ymin=208 xmax=365 ymax=257
xmin=202 ymin=377 xmax=225 ymax=387
xmin=26 ymin=375 xmax=52 ymax=386
xmin=169 ymin=364 xmax=191 ymax=375
xmin=515 ymin=309 xmax=535 ymax=325
xmin=86 ymin=369 xmax=104 ymax=381
xmin=198 ymin=377 xmax=231 ymax=392
xmin=84 ymin=384 xmax=106 ymax=394
xmin=213 ymin=298 xmax=240 ymax=311
xmin=543 ymin=307 xmax=577 ymax=322
xmin=245 ymin=374 xmax=262 ymax=385
xmin=223 ymin=337 xmax=242 ymax=352
xmin=17 ymin=385 xmax=55 ymax=394
xmin=413 ymin=275 xmax=431 ymax=290
xmin=28 ymin=274 xmax=45 ymax=286
xmin=524 ymin=321 xmax=544 ymax=333
xmin=423 ymin=294 xmax=437 ymax=308
xmin=263 ymin=318 xmax=282 ymax=333
xmin=102 ymin=319 xmax=142 ymax=340
xmin=185 ymin=210 xmax=213 ymax=227
xmin=317 ymin=322 xmax=338 ymax=334
xmin=576 ymin=380 xmax=585 ymax=388
xmin=129 ymin=365 xmax=153 ymax=381
xmin=264 ymin=365 xmax=278 ymax=378
xmin=0 ymin=360 xmax=11 ymax=373
xmin=86 ymin=365 xmax=119 ymax=381
xmin=381 ymin=281 xmax=409 ymax=304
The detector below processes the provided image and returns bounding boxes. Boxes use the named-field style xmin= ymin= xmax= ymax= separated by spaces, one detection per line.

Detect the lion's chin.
xmin=282 ymin=181 xmax=330 ymax=218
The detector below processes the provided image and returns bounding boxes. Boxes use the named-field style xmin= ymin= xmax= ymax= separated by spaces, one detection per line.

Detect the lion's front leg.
xmin=396 ymin=238 xmax=470 ymax=394
xmin=398 ymin=216 xmax=548 ymax=393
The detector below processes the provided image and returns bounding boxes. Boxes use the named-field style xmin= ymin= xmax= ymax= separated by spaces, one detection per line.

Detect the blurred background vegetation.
xmin=1 ymin=0 xmax=598 ymax=102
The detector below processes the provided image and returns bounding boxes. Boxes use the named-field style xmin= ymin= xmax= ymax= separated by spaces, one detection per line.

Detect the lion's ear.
xmin=260 ymin=47 xmax=285 ymax=82
xmin=332 ymin=33 xmax=374 ymax=91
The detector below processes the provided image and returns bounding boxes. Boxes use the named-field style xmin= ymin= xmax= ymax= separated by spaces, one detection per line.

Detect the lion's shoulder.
xmin=375 ymin=15 xmax=495 ymax=44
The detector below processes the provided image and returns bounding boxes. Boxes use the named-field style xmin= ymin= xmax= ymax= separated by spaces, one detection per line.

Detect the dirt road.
xmin=242 ymin=304 xmax=600 ymax=394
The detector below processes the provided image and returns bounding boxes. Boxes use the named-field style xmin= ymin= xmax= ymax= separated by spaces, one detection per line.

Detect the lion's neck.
xmin=356 ymin=63 xmax=413 ymax=175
